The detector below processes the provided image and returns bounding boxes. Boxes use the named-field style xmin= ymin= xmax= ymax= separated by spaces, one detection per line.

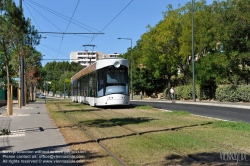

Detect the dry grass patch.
xmin=102 ymin=136 xmax=198 ymax=166
xmin=83 ymin=125 xmax=133 ymax=140
xmin=67 ymin=112 xmax=135 ymax=139
xmin=89 ymin=109 xmax=130 ymax=119
xmin=60 ymin=127 xmax=118 ymax=166
xmin=67 ymin=111 xmax=105 ymax=121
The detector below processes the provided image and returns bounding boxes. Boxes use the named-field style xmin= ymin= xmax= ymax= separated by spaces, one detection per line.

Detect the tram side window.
xmin=71 ymin=82 xmax=73 ymax=96
xmin=89 ymin=72 xmax=93 ymax=97
xmin=92 ymin=71 xmax=97 ymax=97
xmin=72 ymin=80 xmax=77 ymax=96
xmin=97 ymin=70 xmax=105 ymax=97
xmin=77 ymin=79 xmax=81 ymax=96
xmin=72 ymin=80 xmax=78 ymax=96
xmin=83 ymin=75 xmax=88 ymax=97
xmin=80 ymin=77 xmax=84 ymax=96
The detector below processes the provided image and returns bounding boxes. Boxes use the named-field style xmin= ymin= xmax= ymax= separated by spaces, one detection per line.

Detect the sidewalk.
xmin=132 ymin=98 xmax=250 ymax=109
xmin=0 ymin=101 xmax=74 ymax=165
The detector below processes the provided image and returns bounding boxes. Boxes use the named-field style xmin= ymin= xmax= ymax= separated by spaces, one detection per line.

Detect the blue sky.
xmin=14 ymin=0 xmax=214 ymax=66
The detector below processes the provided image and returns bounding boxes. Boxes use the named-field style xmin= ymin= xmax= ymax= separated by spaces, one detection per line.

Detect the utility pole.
xmin=45 ymin=75 xmax=47 ymax=104
xmin=192 ymin=0 xmax=196 ymax=102
xmin=64 ymin=70 xmax=65 ymax=99
xmin=20 ymin=0 xmax=25 ymax=106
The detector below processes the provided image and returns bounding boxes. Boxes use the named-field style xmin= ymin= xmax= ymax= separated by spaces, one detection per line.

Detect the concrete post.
xmin=18 ymin=87 xmax=21 ymax=108
xmin=7 ymin=84 xmax=13 ymax=115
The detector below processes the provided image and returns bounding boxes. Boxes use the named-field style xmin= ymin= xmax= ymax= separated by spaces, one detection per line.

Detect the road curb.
xmin=131 ymin=100 xmax=250 ymax=109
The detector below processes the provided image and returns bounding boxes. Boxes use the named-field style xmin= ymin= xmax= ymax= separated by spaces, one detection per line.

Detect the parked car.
xmin=39 ymin=94 xmax=46 ymax=99
xmin=36 ymin=92 xmax=41 ymax=98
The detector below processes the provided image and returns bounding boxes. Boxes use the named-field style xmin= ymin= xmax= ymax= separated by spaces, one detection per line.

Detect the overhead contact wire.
xmin=26 ymin=0 xmax=100 ymax=33
xmin=23 ymin=1 xmax=42 ymax=31
xmin=39 ymin=43 xmax=69 ymax=57
xmin=89 ymin=0 xmax=134 ymax=44
xmin=55 ymin=0 xmax=80 ymax=60
xmin=24 ymin=0 xmax=63 ymax=33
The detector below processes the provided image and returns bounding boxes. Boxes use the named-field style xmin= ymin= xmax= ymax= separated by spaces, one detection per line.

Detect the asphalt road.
xmin=131 ymin=101 xmax=250 ymax=123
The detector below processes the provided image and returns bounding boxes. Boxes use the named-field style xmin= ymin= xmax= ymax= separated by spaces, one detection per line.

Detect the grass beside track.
xmin=46 ymin=99 xmax=250 ymax=165
xmin=46 ymin=99 xmax=120 ymax=166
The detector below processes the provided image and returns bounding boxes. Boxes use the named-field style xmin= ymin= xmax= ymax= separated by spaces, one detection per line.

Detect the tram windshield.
xmin=106 ymin=70 xmax=126 ymax=86
xmin=97 ymin=66 xmax=128 ymax=97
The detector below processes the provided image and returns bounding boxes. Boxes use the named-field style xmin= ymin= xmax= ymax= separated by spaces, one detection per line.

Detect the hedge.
xmin=215 ymin=85 xmax=250 ymax=102
xmin=163 ymin=85 xmax=250 ymax=102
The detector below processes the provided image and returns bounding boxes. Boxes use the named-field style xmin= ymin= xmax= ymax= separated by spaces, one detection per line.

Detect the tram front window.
xmin=97 ymin=66 xmax=129 ymax=97
xmin=106 ymin=70 xmax=126 ymax=86
xmin=105 ymin=68 xmax=128 ymax=95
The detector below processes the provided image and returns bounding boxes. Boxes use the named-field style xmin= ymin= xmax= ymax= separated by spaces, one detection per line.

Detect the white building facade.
xmin=103 ymin=53 xmax=120 ymax=58
xmin=70 ymin=50 xmax=102 ymax=67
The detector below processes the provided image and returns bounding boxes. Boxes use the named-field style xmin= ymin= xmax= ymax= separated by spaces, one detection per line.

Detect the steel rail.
xmin=53 ymin=102 xmax=127 ymax=166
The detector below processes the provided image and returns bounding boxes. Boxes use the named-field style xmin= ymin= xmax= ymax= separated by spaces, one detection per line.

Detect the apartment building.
xmin=103 ymin=53 xmax=120 ymax=58
xmin=70 ymin=50 xmax=102 ymax=67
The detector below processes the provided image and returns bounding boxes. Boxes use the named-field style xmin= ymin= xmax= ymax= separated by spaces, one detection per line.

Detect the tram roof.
xmin=71 ymin=58 xmax=128 ymax=81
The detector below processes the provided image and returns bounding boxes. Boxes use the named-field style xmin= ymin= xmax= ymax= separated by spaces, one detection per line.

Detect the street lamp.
xmin=118 ymin=37 xmax=133 ymax=100
xmin=192 ymin=0 xmax=196 ymax=102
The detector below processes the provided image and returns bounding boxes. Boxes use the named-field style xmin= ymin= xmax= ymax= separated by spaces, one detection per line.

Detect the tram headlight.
xmin=114 ymin=61 xmax=120 ymax=68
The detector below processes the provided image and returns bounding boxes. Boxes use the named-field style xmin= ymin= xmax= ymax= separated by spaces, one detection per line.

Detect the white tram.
xmin=71 ymin=58 xmax=130 ymax=106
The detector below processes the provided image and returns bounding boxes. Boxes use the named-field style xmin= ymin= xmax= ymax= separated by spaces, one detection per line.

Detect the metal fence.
xmin=0 ymin=90 xmax=6 ymax=100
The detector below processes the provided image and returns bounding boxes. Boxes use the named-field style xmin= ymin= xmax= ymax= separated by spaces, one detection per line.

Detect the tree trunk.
xmin=18 ymin=58 xmax=21 ymax=108
xmin=2 ymin=38 xmax=13 ymax=115
xmin=18 ymin=87 xmax=21 ymax=108
xmin=7 ymin=84 xmax=13 ymax=115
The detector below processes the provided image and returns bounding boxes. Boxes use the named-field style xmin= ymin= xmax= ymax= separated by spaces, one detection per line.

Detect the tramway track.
xmin=107 ymin=108 xmax=249 ymax=163
xmin=68 ymin=103 xmax=201 ymax=165
xmin=109 ymin=108 xmax=250 ymax=155
xmin=53 ymin=102 xmax=128 ymax=166
xmin=60 ymin=101 xmax=250 ymax=164
xmin=51 ymin=101 xmax=250 ymax=165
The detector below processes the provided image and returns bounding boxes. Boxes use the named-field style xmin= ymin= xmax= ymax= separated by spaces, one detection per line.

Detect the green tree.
xmin=141 ymin=5 xmax=182 ymax=90
xmin=58 ymin=71 xmax=75 ymax=96
xmin=43 ymin=61 xmax=83 ymax=94
xmin=0 ymin=0 xmax=30 ymax=114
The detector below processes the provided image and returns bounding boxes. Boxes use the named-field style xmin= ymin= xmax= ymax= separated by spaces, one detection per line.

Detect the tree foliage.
xmin=0 ymin=0 xmax=42 ymax=91
xmin=127 ymin=0 xmax=250 ymax=97
xmin=43 ymin=61 xmax=83 ymax=94
xmin=0 ymin=0 xmax=25 ymax=87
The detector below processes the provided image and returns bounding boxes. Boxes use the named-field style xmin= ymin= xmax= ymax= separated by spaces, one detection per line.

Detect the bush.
xmin=163 ymin=87 xmax=171 ymax=100
xmin=215 ymin=85 xmax=250 ymax=102
xmin=163 ymin=85 xmax=202 ymax=100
